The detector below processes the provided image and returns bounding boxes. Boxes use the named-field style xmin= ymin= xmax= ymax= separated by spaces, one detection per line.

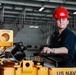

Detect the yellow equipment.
xmin=0 ymin=30 xmax=76 ymax=75
xmin=0 ymin=30 xmax=13 ymax=50
xmin=0 ymin=60 xmax=76 ymax=75
xmin=0 ymin=29 xmax=13 ymax=63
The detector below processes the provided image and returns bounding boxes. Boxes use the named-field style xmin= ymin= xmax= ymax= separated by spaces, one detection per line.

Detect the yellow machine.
xmin=0 ymin=30 xmax=76 ymax=75
xmin=0 ymin=30 xmax=13 ymax=50
xmin=0 ymin=29 xmax=13 ymax=61
xmin=0 ymin=60 xmax=76 ymax=75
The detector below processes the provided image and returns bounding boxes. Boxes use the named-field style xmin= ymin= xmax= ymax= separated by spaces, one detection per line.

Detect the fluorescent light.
xmin=29 ymin=26 xmax=39 ymax=28
xmin=34 ymin=26 xmax=39 ymax=28
xmin=39 ymin=7 xmax=44 ymax=11
xmin=30 ymin=26 xmax=34 ymax=28
xmin=73 ymin=12 xmax=76 ymax=14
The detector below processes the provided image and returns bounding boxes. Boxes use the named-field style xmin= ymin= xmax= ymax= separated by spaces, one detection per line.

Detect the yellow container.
xmin=14 ymin=67 xmax=22 ymax=75
xmin=36 ymin=63 xmax=48 ymax=75
xmin=23 ymin=60 xmax=34 ymax=73
xmin=22 ymin=60 xmax=38 ymax=75
xmin=0 ymin=67 xmax=14 ymax=75
xmin=38 ymin=67 xmax=48 ymax=75
xmin=22 ymin=67 xmax=37 ymax=75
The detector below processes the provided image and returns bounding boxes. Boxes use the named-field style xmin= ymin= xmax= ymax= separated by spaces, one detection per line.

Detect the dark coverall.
xmin=50 ymin=28 xmax=76 ymax=67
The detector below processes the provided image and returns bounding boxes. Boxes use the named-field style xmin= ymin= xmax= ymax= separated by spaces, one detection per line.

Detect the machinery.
xmin=0 ymin=30 xmax=76 ymax=75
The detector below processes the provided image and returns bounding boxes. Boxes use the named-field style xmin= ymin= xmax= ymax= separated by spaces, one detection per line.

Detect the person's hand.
xmin=41 ymin=47 xmax=52 ymax=54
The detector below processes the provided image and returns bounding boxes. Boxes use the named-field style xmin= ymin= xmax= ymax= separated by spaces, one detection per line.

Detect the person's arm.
xmin=41 ymin=47 xmax=68 ymax=54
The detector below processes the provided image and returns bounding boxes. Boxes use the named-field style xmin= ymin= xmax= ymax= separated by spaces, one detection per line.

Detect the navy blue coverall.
xmin=50 ymin=28 xmax=76 ymax=67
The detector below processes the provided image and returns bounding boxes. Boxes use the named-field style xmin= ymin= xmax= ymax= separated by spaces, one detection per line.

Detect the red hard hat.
xmin=53 ymin=6 xmax=69 ymax=18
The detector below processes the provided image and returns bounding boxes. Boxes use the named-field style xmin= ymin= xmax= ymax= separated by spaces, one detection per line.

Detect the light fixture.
xmin=34 ymin=26 xmax=39 ymax=28
xmin=39 ymin=7 xmax=44 ymax=11
xmin=29 ymin=26 xmax=39 ymax=28
xmin=73 ymin=12 xmax=76 ymax=14
xmin=30 ymin=26 xmax=34 ymax=28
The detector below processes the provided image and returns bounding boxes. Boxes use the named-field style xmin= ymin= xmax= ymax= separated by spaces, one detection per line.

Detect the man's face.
xmin=55 ymin=18 xmax=69 ymax=29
